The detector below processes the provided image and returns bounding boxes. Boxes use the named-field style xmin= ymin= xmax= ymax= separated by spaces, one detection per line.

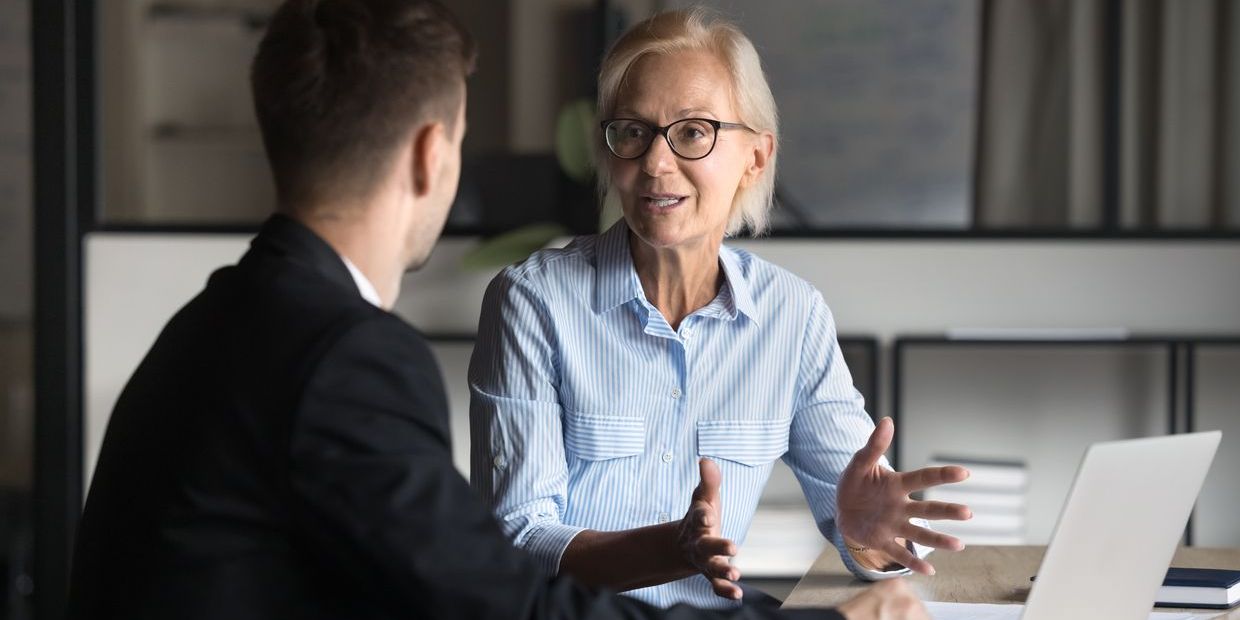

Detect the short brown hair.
xmin=251 ymin=0 xmax=476 ymax=210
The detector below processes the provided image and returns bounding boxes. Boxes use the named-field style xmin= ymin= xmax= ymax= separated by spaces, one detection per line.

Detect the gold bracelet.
xmin=845 ymin=541 xmax=869 ymax=553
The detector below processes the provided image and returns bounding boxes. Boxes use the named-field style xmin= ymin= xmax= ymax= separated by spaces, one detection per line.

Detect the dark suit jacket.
xmin=66 ymin=215 xmax=841 ymax=620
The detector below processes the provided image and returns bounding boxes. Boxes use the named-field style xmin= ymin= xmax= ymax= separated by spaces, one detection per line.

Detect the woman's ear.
xmin=739 ymin=131 xmax=775 ymax=189
xmin=411 ymin=121 xmax=447 ymax=198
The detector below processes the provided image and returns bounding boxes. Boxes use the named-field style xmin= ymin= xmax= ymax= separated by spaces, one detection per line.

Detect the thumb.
xmin=693 ymin=458 xmax=722 ymax=507
xmin=854 ymin=417 xmax=894 ymax=469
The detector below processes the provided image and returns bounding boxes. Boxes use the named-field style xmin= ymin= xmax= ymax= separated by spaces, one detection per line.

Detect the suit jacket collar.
xmin=246 ymin=213 xmax=360 ymax=299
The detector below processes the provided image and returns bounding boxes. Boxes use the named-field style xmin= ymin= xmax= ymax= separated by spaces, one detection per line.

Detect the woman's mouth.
xmin=641 ymin=194 xmax=687 ymax=211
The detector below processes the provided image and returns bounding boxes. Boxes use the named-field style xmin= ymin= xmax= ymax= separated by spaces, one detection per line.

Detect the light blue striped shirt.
xmin=469 ymin=221 xmax=905 ymax=608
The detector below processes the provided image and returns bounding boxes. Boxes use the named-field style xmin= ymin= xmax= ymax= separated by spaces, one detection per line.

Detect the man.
xmin=66 ymin=1 xmax=927 ymax=618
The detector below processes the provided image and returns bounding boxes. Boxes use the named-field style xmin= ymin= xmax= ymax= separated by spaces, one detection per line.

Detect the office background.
xmin=4 ymin=1 xmax=1240 ymax=619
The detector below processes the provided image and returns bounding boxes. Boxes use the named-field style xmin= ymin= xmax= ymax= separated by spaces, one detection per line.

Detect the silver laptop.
xmin=1020 ymin=431 xmax=1222 ymax=619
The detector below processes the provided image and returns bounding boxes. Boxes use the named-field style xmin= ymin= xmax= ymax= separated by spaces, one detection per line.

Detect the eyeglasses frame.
xmin=600 ymin=117 xmax=756 ymax=161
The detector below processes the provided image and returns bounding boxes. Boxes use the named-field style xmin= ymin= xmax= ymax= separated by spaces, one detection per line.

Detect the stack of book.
xmin=1156 ymin=567 xmax=1240 ymax=609
xmin=922 ymin=456 xmax=1028 ymax=545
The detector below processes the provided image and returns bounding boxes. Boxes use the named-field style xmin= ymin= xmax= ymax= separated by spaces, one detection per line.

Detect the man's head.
xmin=252 ymin=0 xmax=475 ymax=269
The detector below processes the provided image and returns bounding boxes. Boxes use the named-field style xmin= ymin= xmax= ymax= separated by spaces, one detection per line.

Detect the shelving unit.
xmin=103 ymin=0 xmax=276 ymax=224
xmin=892 ymin=334 xmax=1240 ymax=547
xmin=1185 ymin=338 xmax=1240 ymax=547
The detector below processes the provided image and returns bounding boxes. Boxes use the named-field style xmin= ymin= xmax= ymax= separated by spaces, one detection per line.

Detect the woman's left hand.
xmin=835 ymin=417 xmax=973 ymax=575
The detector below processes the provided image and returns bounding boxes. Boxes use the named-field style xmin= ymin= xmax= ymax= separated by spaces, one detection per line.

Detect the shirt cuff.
xmin=832 ymin=518 xmax=931 ymax=581
xmin=519 ymin=521 xmax=589 ymax=576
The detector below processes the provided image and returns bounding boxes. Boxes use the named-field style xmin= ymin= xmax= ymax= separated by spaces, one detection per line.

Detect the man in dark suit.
xmin=66 ymin=1 xmax=925 ymax=618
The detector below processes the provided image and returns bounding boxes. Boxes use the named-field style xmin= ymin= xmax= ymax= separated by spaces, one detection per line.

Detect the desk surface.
xmin=783 ymin=545 xmax=1240 ymax=618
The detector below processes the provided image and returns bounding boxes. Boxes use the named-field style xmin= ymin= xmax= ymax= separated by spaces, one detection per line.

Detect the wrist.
xmin=669 ymin=519 xmax=699 ymax=574
xmin=845 ymin=536 xmax=913 ymax=573
xmin=844 ymin=537 xmax=881 ymax=570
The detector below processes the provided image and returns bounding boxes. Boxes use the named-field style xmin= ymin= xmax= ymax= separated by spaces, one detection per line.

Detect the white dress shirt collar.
xmin=340 ymin=256 xmax=383 ymax=308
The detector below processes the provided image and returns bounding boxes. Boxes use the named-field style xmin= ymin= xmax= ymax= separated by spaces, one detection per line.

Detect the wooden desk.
xmin=783 ymin=546 xmax=1240 ymax=618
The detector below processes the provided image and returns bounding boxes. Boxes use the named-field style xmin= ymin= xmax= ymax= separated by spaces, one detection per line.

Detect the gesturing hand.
xmin=677 ymin=458 xmax=742 ymax=600
xmin=836 ymin=417 xmax=972 ymax=575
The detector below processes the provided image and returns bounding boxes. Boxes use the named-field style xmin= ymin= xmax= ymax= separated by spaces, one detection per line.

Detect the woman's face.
xmin=608 ymin=49 xmax=767 ymax=252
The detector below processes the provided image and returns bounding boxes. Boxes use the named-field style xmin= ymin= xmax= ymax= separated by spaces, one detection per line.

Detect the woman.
xmin=470 ymin=8 xmax=971 ymax=609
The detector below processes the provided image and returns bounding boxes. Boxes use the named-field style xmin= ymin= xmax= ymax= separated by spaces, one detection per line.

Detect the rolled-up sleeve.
xmin=469 ymin=268 xmax=585 ymax=575
xmin=782 ymin=292 xmax=927 ymax=580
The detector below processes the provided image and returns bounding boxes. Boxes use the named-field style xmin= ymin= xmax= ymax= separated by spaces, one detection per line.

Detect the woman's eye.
xmin=676 ymin=124 xmax=709 ymax=142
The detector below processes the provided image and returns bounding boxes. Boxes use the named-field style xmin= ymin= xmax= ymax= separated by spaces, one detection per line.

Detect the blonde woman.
xmin=470 ymin=8 xmax=971 ymax=610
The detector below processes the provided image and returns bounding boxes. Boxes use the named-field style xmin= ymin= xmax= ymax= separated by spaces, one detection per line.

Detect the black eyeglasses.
xmin=600 ymin=118 xmax=755 ymax=160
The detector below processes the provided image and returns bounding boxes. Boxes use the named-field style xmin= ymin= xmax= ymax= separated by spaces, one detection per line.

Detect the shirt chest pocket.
xmin=563 ymin=412 xmax=646 ymax=461
xmin=696 ymin=419 xmax=791 ymax=466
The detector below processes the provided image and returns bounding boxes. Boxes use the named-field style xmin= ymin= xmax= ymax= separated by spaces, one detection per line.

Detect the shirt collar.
xmin=341 ymin=256 xmax=383 ymax=308
xmin=592 ymin=219 xmax=759 ymax=324
xmin=717 ymin=246 xmax=759 ymax=324
xmin=594 ymin=220 xmax=644 ymax=313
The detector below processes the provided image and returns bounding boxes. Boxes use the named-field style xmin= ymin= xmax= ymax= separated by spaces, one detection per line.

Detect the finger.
xmin=688 ymin=503 xmax=715 ymax=530
xmin=854 ymin=417 xmax=894 ymax=469
xmin=693 ymin=458 xmax=722 ymax=506
xmin=694 ymin=536 xmax=738 ymax=559
xmin=900 ymin=465 xmax=970 ymax=493
xmin=900 ymin=522 xmax=965 ymax=552
xmin=881 ymin=539 xmax=935 ymax=576
xmin=905 ymin=500 xmax=972 ymax=521
xmin=709 ymin=576 xmax=743 ymax=600
xmin=705 ymin=555 xmax=740 ymax=581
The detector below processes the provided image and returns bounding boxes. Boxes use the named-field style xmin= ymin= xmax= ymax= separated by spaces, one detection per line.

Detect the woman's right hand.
xmin=836 ymin=579 xmax=929 ymax=620
xmin=676 ymin=458 xmax=742 ymax=600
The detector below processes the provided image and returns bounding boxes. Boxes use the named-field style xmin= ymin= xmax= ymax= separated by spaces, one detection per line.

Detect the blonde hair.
xmin=596 ymin=7 xmax=779 ymax=237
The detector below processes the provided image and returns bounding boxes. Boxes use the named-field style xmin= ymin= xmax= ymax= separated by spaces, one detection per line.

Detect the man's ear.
xmin=739 ymin=131 xmax=775 ymax=189
xmin=411 ymin=121 xmax=446 ymax=198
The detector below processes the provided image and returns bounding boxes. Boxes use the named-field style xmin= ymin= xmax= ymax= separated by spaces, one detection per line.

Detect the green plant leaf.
xmin=555 ymin=98 xmax=597 ymax=184
xmin=460 ymin=223 xmax=569 ymax=271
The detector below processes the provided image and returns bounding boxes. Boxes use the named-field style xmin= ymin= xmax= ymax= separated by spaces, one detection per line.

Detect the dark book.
xmin=1155 ymin=567 xmax=1240 ymax=609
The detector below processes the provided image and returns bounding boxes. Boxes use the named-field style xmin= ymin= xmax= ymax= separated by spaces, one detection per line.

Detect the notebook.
xmin=1156 ymin=568 xmax=1240 ymax=609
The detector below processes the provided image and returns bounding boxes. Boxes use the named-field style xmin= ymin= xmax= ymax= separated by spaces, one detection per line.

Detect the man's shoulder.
xmin=160 ymin=257 xmax=415 ymax=396
xmin=313 ymin=311 xmax=434 ymax=370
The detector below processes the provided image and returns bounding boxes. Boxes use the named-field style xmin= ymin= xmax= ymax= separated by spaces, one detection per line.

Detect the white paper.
xmin=923 ymin=601 xmax=1220 ymax=620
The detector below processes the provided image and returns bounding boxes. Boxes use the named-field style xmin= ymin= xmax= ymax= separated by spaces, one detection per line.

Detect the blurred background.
xmin=4 ymin=1 xmax=1240 ymax=617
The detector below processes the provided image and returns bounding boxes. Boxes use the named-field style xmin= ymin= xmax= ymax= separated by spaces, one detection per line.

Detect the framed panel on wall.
xmin=97 ymin=0 xmax=612 ymax=236
xmin=661 ymin=0 xmax=980 ymax=231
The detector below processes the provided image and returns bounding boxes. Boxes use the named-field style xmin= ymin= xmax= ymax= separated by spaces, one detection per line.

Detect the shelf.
xmin=892 ymin=334 xmax=1240 ymax=547
xmin=150 ymin=122 xmax=261 ymax=146
xmin=147 ymin=3 xmax=272 ymax=30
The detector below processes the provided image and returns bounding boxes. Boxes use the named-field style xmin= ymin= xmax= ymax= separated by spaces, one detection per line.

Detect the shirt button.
xmin=657 ymin=512 xmax=671 ymax=523
xmin=661 ymin=451 xmax=674 ymax=463
xmin=493 ymin=455 xmax=507 ymax=470
xmin=671 ymin=387 xmax=682 ymax=399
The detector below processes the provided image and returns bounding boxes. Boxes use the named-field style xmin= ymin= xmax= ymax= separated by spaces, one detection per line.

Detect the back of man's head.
xmin=251 ymin=0 xmax=476 ymax=214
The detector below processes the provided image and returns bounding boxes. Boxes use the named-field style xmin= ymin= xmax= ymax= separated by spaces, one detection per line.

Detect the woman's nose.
xmin=640 ymin=135 xmax=677 ymax=177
